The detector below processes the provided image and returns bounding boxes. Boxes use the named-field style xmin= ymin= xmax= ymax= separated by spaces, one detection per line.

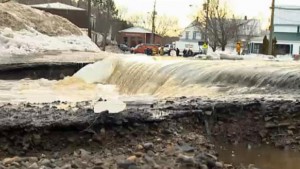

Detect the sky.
xmin=114 ymin=0 xmax=300 ymax=29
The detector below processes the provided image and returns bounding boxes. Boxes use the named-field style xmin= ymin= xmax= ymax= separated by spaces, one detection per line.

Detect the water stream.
xmin=1 ymin=55 xmax=300 ymax=168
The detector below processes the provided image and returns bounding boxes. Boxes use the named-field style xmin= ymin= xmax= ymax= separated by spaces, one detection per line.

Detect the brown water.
xmin=2 ymin=56 xmax=300 ymax=103
xmin=217 ymin=144 xmax=300 ymax=169
xmin=0 ymin=56 xmax=300 ymax=168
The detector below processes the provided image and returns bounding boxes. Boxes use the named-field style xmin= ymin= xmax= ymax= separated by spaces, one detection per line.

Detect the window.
xmin=185 ymin=31 xmax=190 ymax=40
xmin=298 ymin=26 xmax=300 ymax=33
xmin=193 ymin=31 xmax=198 ymax=40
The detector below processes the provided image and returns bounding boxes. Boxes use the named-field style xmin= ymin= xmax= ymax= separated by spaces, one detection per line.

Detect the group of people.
xmin=145 ymin=41 xmax=243 ymax=56
xmin=170 ymin=42 xmax=209 ymax=57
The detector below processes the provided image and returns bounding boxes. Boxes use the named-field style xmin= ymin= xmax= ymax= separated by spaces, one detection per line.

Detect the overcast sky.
xmin=114 ymin=0 xmax=300 ymax=28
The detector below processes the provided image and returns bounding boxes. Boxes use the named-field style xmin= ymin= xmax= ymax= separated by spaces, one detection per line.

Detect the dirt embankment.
xmin=0 ymin=2 xmax=82 ymax=36
xmin=0 ymin=98 xmax=299 ymax=168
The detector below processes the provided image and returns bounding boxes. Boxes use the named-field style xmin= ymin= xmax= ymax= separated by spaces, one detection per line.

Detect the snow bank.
xmin=0 ymin=2 xmax=82 ymax=36
xmin=0 ymin=2 xmax=100 ymax=56
xmin=0 ymin=28 xmax=100 ymax=56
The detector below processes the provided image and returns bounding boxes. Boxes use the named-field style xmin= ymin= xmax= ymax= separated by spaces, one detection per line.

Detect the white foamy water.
xmin=0 ymin=55 xmax=300 ymax=104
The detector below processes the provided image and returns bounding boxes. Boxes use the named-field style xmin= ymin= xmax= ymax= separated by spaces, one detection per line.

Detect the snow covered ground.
xmin=0 ymin=2 xmax=100 ymax=58
xmin=0 ymin=28 xmax=100 ymax=57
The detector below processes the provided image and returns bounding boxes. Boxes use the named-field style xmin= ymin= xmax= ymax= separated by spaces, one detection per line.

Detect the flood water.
xmin=217 ymin=144 xmax=300 ymax=169
xmin=1 ymin=55 xmax=300 ymax=167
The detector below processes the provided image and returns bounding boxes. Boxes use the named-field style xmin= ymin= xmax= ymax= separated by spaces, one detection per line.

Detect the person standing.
xmin=183 ymin=49 xmax=187 ymax=57
xmin=236 ymin=42 xmax=242 ymax=55
xmin=176 ymin=48 xmax=180 ymax=56
xmin=203 ymin=42 xmax=208 ymax=55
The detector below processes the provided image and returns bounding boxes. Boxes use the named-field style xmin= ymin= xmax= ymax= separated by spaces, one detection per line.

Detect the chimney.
xmin=244 ymin=16 xmax=248 ymax=20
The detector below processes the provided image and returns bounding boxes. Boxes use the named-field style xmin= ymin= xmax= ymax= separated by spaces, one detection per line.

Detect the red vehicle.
xmin=131 ymin=44 xmax=159 ymax=54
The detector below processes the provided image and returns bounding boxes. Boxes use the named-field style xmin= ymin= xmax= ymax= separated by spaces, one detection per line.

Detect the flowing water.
xmin=1 ymin=55 xmax=300 ymax=103
xmin=1 ymin=55 xmax=300 ymax=168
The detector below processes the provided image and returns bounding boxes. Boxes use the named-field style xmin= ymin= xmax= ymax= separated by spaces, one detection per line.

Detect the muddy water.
xmin=217 ymin=144 xmax=300 ymax=169
xmin=1 ymin=55 xmax=300 ymax=168
xmin=0 ymin=78 xmax=118 ymax=103
xmin=1 ymin=56 xmax=300 ymax=102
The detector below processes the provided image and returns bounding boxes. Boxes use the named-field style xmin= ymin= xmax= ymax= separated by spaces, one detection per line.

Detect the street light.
xmin=268 ymin=0 xmax=275 ymax=55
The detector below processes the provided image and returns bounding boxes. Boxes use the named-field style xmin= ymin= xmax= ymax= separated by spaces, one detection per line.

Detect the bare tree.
xmin=197 ymin=0 xmax=243 ymax=51
xmin=215 ymin=4 xmax=238 ymax=51
xmin=127 ymin=13 xmax=180 ymax=37
xmin=196 ymin=0 xmax=221 ymax=51
xmin=155 ymin=15 xmax=179 ymax=37
xmin=93 ymin=0 xmax=118 ymax=51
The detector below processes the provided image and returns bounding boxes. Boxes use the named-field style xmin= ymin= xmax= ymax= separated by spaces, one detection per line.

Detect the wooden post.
xmin=268 ymin=0 xmax=275 ymax=55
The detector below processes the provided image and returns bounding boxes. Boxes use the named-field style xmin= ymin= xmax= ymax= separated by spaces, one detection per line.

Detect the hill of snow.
xmin=0 ymin=2 xmax=100 ymax=56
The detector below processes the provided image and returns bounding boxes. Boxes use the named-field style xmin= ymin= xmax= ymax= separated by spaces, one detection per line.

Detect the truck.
xmin=172 ymin=40 xmax=205 ymax=56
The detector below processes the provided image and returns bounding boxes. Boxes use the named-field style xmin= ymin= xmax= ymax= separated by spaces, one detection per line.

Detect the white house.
xmin=179 ymin=20 xmax=202 ymax=41
xmin=237 ymin=19 xmax=262 ymax=41
xmin=249 ymin=5 xmax=300 ymax=55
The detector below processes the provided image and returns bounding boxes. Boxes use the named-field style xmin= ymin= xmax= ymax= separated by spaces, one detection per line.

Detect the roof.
xmin=119 ymin=27 xmax=153 ymax=34
xmin=30 ymin=2 xmax=85 ymax=11
xmin=274 ymin=5 xmax=300 ymax=25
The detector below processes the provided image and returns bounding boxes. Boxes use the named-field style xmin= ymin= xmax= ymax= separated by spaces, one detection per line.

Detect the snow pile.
xmin=0 ymin=2 xmax=100 ymax=56
xmin=0 ymin=28 xmax=100 ymax=56
xmin=0 ymin=2 xmax=82 ymax=36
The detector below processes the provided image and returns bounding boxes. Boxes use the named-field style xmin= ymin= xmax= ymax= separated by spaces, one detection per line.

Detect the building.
xmin=118 ymin=27 xmax=162 ymax=48
xmin=179 ymin=20 xmax=202 ymax=42
xmin=235 ymin=19 xmax=262 ymax=42
xmin=30 ymin=2 xmax=88 ymax=28
xmin=227 ymin=18 xmax=262 ymax=52
xmin=30 ymin=2 xmax=102 ymax=44
xmin=249 ymin=5 xmax=300 ymax=55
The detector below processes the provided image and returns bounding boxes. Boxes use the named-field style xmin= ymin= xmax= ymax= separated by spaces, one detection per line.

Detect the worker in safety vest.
xmin=236 ymin=41 xmax=242 ymax=55
xmin=203 ymin=42 xmax=208 ymax=55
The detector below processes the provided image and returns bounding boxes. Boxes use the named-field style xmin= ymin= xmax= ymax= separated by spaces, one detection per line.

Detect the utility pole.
xmin=87 ymin=0 xmax=92 ymax=38
xmin=268 ymin=0 xmax=275 ymax=55
xmin=205 ymin=0 xmax=210 ymax=42
xmin=151 ymin=0 xmax=157 ymax=44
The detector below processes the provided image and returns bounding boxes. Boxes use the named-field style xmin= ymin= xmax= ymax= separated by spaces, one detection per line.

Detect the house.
xmin=226 ymin=18 xmax=262 ymax=51
xmin=118 ymin=27 xmax=162 ymax=48
xmin=30 ymin=2 xmax=88 ymax=28
xmin=179 ymin=20 xmax=202 ymax=42
xmin=249 ymin=5 xmax=300 ymax=55
xmin=235 ymin=18 xmax=262 ymax=42
xmin=30 ymin=2 xmax=101 ymax=44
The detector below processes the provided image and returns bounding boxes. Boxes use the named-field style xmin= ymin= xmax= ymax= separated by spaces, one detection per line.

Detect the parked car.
xmin=131 ymin=44 xmax=159 ymax=55
xmin=118 ymin=44 xmax=130 ymax=52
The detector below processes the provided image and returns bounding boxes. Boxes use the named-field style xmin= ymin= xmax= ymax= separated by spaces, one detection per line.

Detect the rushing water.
xmin=217 ymin=144 xmax=300 ymax=169
xmin=0 ymin=55 xmax=300 ymax=168
xmin=74 ymin=56 xmax=300 ymax=99
xmin=1 ymin=55 xmax=300 ymax=103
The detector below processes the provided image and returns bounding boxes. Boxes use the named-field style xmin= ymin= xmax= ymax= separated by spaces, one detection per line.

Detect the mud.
xmin=0 ymin=97 xmax=299 ymax=168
